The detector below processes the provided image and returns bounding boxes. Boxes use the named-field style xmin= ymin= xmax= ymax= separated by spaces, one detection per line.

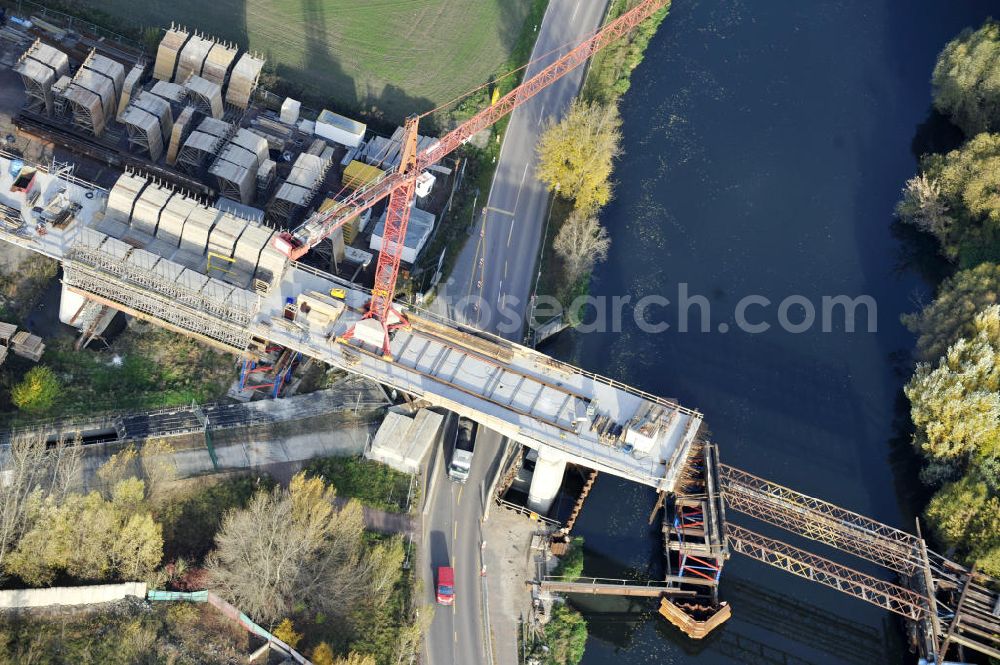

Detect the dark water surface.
xmin=550 ymin=2 xmax=995 ymax=664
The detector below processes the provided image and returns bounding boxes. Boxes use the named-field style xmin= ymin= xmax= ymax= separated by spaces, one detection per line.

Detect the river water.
xmin=547 ymin=2 xmax=995 ymax=664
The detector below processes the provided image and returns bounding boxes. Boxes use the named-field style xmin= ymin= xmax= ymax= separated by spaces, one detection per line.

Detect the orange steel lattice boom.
xmin=277 ymin=0 xmax=671 ymax=354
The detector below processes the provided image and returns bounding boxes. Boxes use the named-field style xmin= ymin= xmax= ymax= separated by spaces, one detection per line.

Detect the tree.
xmin=543 ymin=604 xmax=587 ymax=665
xmin=932 ymin=20 xmax=1000 ymax=137
xmin=905 ymin=306 xmax=1000 ymax=466
xmin=273 ymin=618 xmax=302 ymax=649
xmin=921 ymin=132 xmax=1000 ymax=262
xmin=0 ymin=433 xmax=81 ymax=580
xmin=139 ymin=439 xmax=176 ymax=499
xmin=11 ymin=366 xmax=59 ymax=413
xmin=536 ymin=100 xmax=622 ymax=213
xmin=902 ymin=262 xmax=1000 ymax=361
xmin=310 ymin=642 xmax=337 ymax=665
xmin=4 ymin=480 xmax=161 ymax=585
xmin=206 ymin=472 xmax=367 ymax=625
xmin=925 ymin=474 xmax=1000 ymax=576
xmin=333 ymin=654 xmax=376 ymax=665
xmin=896 ymin=173 xmax=953 ymax=249
xmin=553 ymin=210 xmax=611 ymax=283
xmin=97 ymin=446 xmax=140 ymax=498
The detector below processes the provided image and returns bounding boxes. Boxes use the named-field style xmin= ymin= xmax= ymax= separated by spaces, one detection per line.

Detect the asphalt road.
xmin=434 ymin=0 xmax=609 ymax=341
xmin=423 ymin=3 xmax=610 ymax=664
xmin=422 ymin=419 xmax=504 ymax=665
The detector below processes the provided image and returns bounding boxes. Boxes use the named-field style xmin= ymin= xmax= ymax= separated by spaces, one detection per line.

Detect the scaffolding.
xmin=238 ymin=348 xmax=301 ymax=398
xmin=14 ymin=39 xmax=69 ymax=116
xmin=63 ymin=233 xmax=257 ymax=352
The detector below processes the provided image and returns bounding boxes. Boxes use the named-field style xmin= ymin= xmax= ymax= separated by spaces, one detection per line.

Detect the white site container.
xmin=314 ymin=109 xmax=366 ymax=148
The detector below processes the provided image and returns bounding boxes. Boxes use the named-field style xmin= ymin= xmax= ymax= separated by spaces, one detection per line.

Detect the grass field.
xmin=83 ymin=0 xmax=535 ymax=123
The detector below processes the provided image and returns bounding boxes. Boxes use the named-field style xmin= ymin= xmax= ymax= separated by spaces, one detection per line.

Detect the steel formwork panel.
xmin=125 ymin=248 xmax=162 ymax=273
xmin=185 ymin=75 xmax=223 ymax=118
xmin=117 ymin=62 xmax=146 ymax=119
xmin=225 ymin=52 xmax=264 ymax=109
xmin=176 ymin=34 xmax=213 ymax=83
xmin=202 ymin=42 xmax=237 ymax=87
xmin=101 ymin=236 xmax=133 ymax=262
xmin=82 ymin=51 xmax=125 ymax=104
xmin=256 ymin=246 xmax=288 ymax=283
xmin=154 ymin=27 xmax=189 ymax=81
xmin=179 ymin=206 xmax=219 ymax=255
xmin=230 ymin=129 xmax=269 ymax=167
xmin=151 ymin=80 xmax=187 ymax=104
xmin=121 ymin=105 xmax=164 ymax=160
xmin=151 ymin=256 xmax=185 ymax=283
xmin=131 ymin=186 xmax=172 ymax=236
xmin=207 ymin=213 xmax=247 ymax=257
xmin=156 ymin=194 xmax=197 ymax=246
xmin=202 ymin=278 xmax=234 ymax=303
xmin=176 ymin=268 xmax=209 ymax=293
xmin=133 ymin=91 xmax=173 ymax=142
xmin=232 ymin=224 xmax=272 ymax=272
xmin=197 ymin=117 xmax=231 ymax=138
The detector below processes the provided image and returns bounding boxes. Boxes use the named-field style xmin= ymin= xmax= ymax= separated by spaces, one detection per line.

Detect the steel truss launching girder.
xmin=718 ymin=464 xmax=921 ymax=575
xmin=725 ymin=524 xmax=929 ymax=621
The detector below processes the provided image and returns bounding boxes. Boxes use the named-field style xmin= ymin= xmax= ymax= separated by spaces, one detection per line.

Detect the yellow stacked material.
xmin=318 ymin=197 xmax=360 ymax=243
xmin=342 ymin=160 xmax=384 ymax=191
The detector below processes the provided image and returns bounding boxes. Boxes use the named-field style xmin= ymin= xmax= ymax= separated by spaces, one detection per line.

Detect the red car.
xmin=436 ymin=566 xmax=455 ymax=605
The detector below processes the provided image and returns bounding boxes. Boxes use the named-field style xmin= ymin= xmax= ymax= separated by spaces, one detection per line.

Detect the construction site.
xmin=0 ymin=2 xmax=997 ymax=664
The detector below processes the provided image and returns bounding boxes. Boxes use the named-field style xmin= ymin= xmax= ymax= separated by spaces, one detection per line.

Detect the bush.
xmin=552 ymin=537 xmax=585 ymax=581
xmin=305 ymin=456 xmax=412 ymax=513
xmin=11 ymin=365 xmax=60 ymax=413
xmin=542 ymin=604 xmax=587 ymax=665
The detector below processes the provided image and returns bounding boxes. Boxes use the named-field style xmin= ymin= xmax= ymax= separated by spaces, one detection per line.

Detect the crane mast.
xmin=284 ymin=0 xmax=670 ymax=356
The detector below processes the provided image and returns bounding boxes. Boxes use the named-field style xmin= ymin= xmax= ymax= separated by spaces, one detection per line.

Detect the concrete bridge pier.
xmin=527 ymin=448 xmax=568 ymax=516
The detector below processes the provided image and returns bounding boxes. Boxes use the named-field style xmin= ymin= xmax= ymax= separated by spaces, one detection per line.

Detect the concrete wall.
xmin=0 ymin=582 xmax=147 ymax=609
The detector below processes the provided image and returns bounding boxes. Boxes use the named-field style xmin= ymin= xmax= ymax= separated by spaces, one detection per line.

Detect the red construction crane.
xmin=275 ymin=0 xmax=670 ymax=357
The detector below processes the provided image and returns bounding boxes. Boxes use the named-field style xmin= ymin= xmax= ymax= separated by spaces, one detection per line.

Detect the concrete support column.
xmin=527 ymin=448 xmax=567 ymax=516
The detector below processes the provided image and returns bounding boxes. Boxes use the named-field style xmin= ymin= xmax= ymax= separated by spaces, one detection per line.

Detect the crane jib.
xmin=280 ymin=0 xmax=670 ymax=258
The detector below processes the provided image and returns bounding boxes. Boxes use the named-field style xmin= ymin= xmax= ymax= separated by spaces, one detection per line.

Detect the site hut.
xmin=314 ymin=109 xmax=366 ymax=149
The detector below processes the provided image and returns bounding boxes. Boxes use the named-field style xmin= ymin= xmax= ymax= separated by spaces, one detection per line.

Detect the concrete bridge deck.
xmin=0 ymin=153 xmax=702 ymax=491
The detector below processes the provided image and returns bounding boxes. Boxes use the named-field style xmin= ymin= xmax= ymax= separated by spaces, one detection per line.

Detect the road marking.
xmin=507 ymin=217 xmax=515 ymax=247
xmin=485 ymin=206 xmax=515 ymax=217
xmin=457 ymin=484 xmax=464 ymax=504
xmin=504 ymin=260 xmax=508 ymax=278
xmin=497 ymin=280 xmax=504 ymax=307
xmin=454 ymin=629 xmax=458 ymax=643
xmin=538 ymin=103 xmax=546 ymax=125
xmin=453 ymin=520 xmax=458 ymax=542
xmin=571 ymin=0 xmax=581 ymax=22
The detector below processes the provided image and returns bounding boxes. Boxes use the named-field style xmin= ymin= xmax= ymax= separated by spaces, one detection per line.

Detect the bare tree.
xmin=0 ymin=432 xmax=82 ymax=578
xmin=553 ymin=209 xmax=611 ymax=283
xmin=897 ymin=173 xmax=953 ymax=245
xmin=207 ymin=473 xmax=368 ymax=625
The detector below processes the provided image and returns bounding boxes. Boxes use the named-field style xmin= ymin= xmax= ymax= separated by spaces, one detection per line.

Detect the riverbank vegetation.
xmin=898 ymin=19 xmax=1000 ymax=576
xmin=533 ymin=0 xmax=670 ymax=321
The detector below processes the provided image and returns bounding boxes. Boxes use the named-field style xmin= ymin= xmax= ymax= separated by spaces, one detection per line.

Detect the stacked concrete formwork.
xmin=150 ymin=80 xmax=187 ymax=105
xmin=174 ymin=33 xmax=214 ymax=84
xmin=153 ymin=25 xmax=189 ymax=81
xmin=359 ymin=126 xmax=437 ymax=171
xmin=176 ymin=116 xmax=231 ymax=173
xmin=165 ymin=106 xmax=195 ymax=166
xmin=267 ymin=153 xmax=329 ymax=226
xmin=14 ymin=39 xmax=70 ymax=115
xmin=256 ymin=159 xmax=276 ymax=201
xmin=95 ymin=171 xmax=289 ymax=295
xmin=209 ymin=128 xmax=269 ymax=205
xmin=202 ymin=41 xmax=238 ymax=87
xmin=225 ymin=52 xmax=265 ymax=109
xmin=121 ymin=91 xmax=173 ymax=161
xmin=116 ymin=62 xmax=147 ymax=120
xmin=184 ymin=75 xmax=224 ymax=119
xmin=61 ymin=50 xmax=125 ymax=137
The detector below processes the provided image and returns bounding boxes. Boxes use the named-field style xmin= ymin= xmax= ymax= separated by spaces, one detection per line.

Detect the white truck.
xmin=448 ymin=417 xmax=477 ymax=483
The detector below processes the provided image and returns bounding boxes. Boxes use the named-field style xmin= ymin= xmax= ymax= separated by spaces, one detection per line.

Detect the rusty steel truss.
xmin=724 ymin=523 xmax=929 ymax=621
xmin=718 ymin=464 xmax=921 ymax=575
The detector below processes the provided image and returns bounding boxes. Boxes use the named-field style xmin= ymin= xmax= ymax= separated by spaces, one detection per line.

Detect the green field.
xmin=84 ymin=0 xmax=535 ymax=123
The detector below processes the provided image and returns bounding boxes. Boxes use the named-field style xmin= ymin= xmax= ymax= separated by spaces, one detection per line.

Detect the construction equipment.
xmin=273 ymin=0 xmax=671 ymax=357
